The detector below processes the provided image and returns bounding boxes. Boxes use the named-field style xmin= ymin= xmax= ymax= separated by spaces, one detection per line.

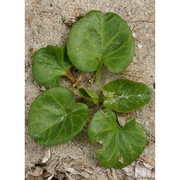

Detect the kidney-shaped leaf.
xmin=88 ymin=109 xmax=146 ymax=168
xmin=78 ymin=87 xmax=99 ymax=105
xmin=32 ymin=45 xmax=72 ymax=89
xmin=28 ymin=87 xmax=89 ymax=146
xmin=103 ymin=79 xmax=151 ymax=112
xmin=67 ymin=10 xmax=134 ymax=83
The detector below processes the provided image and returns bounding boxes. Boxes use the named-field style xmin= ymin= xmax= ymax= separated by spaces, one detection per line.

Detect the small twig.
xmin=72 ymin=75 xmax=82 ymax=89
xmin=140 ymin=155 xmax=155 ymax=167
xmin=121 ymin=71 xmax=142 ymax=78
xmin=132 ymin=20 xmax=155 ymax=32
xmin=126 ymin=12 xmax=155 ymax=24
xmin=66 ymin=70 xmax=76 ymax=84
xmin=65 ymin=70 xmax=83 ymax=89
xmin=126 ymin=12 xmax=155 ymax=31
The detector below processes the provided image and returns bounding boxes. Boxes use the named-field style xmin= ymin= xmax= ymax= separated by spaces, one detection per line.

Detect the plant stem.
xmin=66 ymin=70 xmax=76 ymax=83
xmin=95 ymin=61 xmax=103 ymax=85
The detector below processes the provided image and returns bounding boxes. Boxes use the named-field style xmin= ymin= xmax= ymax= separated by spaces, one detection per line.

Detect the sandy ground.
xmin=25 ymin=0 xmax=155 ymax=179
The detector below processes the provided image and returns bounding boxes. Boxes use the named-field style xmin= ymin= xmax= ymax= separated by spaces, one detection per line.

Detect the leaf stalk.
xmin=66 ymin=70 xmax=76 ymax=83
xmin=95 ymin=61 xmax=103 ymax=85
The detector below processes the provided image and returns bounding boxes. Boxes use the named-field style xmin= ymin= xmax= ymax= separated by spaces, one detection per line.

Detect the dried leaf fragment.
xmin=42 ymin=149 xmax=51 ymax=164
xmin=119 ymin=156 xmax=124 ymax=164
xmin=135 ymin=161 xmax=155 ymax=179
xmin=29 ymin=166 xmax=44 ymax=177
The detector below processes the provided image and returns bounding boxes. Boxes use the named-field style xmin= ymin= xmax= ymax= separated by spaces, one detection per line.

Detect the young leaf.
xmin=67 ymin=10 xmax=134 ymax=83
xmin=28 ymin=87 xmax=89 ymax=146
xmin=78 ymin=87 xmax=99 ymax=105
xmin=32 ymin=45 xmax=72 ymax=89
xmin=103 ymin=79 xmax=151 ymax=112
xmin=88 ymin=109 xmax=146 ymax=169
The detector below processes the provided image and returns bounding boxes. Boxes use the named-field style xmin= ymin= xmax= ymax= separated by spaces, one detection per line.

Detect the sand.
xmin=25 ymin=0 xmax=155 ymax=179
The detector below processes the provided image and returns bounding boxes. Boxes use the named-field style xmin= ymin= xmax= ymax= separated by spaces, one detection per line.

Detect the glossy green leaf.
xmin=67 ymin=10 xmax=134 ymax=83
xmin=88 ymin=109 xmax=146 ymax=168
xmin=78 ymin=87 xmax=99 ymax=105
xmin=103 ymin=79 xmax=151 ymax=112
xmin=32 ymin=45 xmax=72 ymax=89
xmin=28 ymin=87 xmax=89 ymax=146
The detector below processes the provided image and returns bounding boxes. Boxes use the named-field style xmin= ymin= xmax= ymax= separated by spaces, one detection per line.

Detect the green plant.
xmin=67 ymin=10 xmax=134 ymax=84
xmin=78 ymin=87 xmax=99 ymax=105
xmin=28 ymin=10 xmax=152 ymax=169
xmin=32 ymin=45 xmax=73 ymax=89
xmin=88 ymin=109 xmax=146 ymax=168
xmin=28 ymin=87 xmax=89 ymax=146
xmin=103 ymin=79 xmax=151 ymax=112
